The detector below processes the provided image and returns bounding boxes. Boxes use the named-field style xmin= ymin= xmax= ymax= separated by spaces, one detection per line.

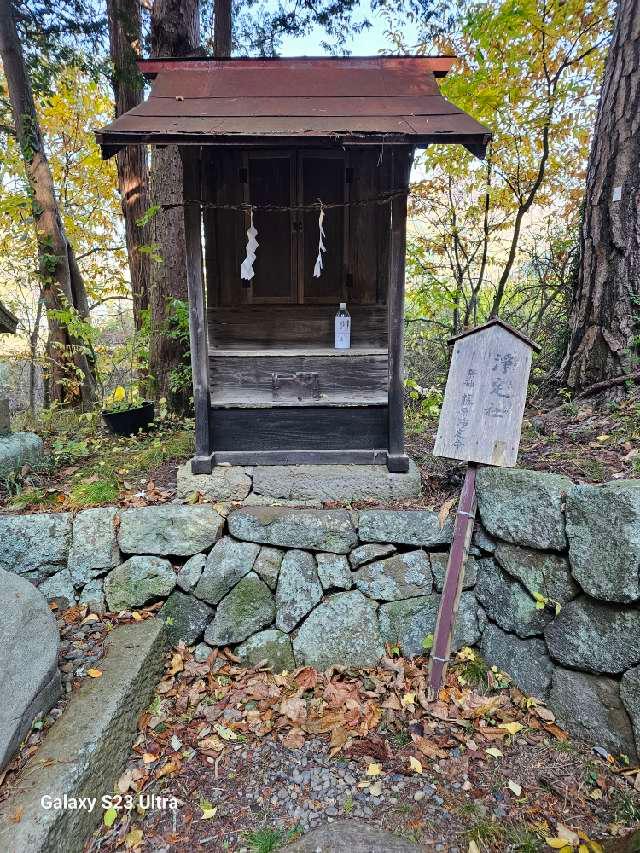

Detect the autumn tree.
xmin=559 ymin=0 xmax=640 ymax=392
xmin=0 ymin=0 xmax=96 ymax=403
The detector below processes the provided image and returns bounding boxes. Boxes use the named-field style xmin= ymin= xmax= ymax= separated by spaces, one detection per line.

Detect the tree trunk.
xmin=214 ymin=0 xmax=232 ymax=57
xmin=107 ymin=0 xmax=150 ymax=331
xmin=0 ymin=0 xmax=96 ymax=404
xmin=148 ymin=0 xmax=200 ymax=411
xmin=560 ymin=0 xmax=640 ymax=391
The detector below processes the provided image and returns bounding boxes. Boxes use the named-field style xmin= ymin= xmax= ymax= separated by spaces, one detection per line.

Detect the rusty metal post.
xmin=427 ymin=462 xmax=478 ymax=700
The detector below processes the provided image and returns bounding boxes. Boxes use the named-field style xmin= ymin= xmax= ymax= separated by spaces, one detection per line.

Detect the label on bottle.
xmin=335 ymin=314 xmax=351 ymax=349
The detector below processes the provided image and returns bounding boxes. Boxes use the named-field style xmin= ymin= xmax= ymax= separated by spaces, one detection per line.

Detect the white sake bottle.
xmin=335 ymin=303 xmax=351 ymax=349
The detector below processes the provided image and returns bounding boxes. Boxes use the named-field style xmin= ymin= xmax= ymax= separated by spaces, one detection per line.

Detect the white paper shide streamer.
xmin=240 ymin=207 xmax=259 ymax=281
xmin=313 ymin=203 xmax=326 ymax=278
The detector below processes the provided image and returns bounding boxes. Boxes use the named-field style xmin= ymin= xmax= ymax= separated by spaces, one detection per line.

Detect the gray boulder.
xmin=480 ymin=623 xmax=554 ymax=699
xmin=236 ymin=629 xmax=295 ymax=672
xmin=545 ymin=597 xmax=640 ymax=675
xmin=104 ymin=556 xmax=176 ymax=611
xmin=358 ymin=510 xmax=453 ymax=547
xmin=354 ymin=550 xmax=432 ymax=600
xmin=316 ymin=554 xmax=353 ymax=591
xmin=283 ymin=820 xmax=420 ymax=852
xmin=0 ymin=512 xmax=71 ymax=581
xmin=566 ymin=481 xmax=640 ymax=603
xmin=78 ymin=579 xmax=106 ymax=614
xmin=194 ymin=537 xmax=259 ymax=605
xmin=176 ymin=461 xmax=252 ymax=501
xmin=38 ymin=569 xmax=75 ymax=609
xmin=252 ymin=462 xmax=421 ymax=502
xmin=475 ymin=559 xmax=550 ymax=637
xmin=158 ymin=591 xmax=213 ymax=645
xmin=253 ymin=546 xmax=284 ymax=590
xmin=293 ymin=591 xmax=384 ymax=669
xmin=176 ymin=553 xmax=206 ymax=593
xmin=348 ymin=543 xmax=396 ymax=569
xmin=228 ymin=508 xmax=357 ymax=554
xmin=276 ymin=550 xmax=323 ymax=632
xmin=67 ymin=507 xmax=120 ymax=585
xmin=495 ymin=543 xmax=579 ymax=604
xmin=0 ymin=569 xmax=61 ymax=771
xmin=620 ymin=666 xmax=640 ymax=757
xmin=472 ymin=525 xmax=497 ymax=554
xmin=0 ymin=431 xmax=43 ymax=479
xmin=118 ymin=504 xmax=224 ymax=556
xmin=205 ymin=573 xmax=275 ymax=646
xmin=549 ymin=668 xmax=637 ymax=760
xmin=476 ymin=467 xmax=571 ymax=551
xmin=378 ymin=591 xmax=484 ymax=658
xmin=430 ymin=553 xmax=477 ymax=592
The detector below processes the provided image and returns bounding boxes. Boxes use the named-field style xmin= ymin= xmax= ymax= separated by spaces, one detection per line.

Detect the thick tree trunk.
xmin=107 ymin=0 xmax=150 ymax=331
xmin=0 ymin=0 xmax=96 ymax=404
xmin=148 ymin=0 xmax=199 ymax=410
xmin=214 ymin=0 xmax=232 ymax=57
xmin=560 ymin=0 xmax=640 ymax=391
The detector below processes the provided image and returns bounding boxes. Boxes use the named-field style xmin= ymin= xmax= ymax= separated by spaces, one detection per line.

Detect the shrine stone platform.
xmin=176 ymin=461 xmax=422 ymax=505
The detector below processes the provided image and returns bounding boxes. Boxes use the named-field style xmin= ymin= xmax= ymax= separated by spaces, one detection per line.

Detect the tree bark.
xmin=560 ymin=0 xmax=640 ymax=390
xmin=214 ymin=0 xmax=232 ymax=57
xmin=107 ymin=0 xmax=150 ymax=331
xmin=148 ymin=0 xmax=200 ymax=410
xmin=0 ymin=0 xmax=96 ymax=404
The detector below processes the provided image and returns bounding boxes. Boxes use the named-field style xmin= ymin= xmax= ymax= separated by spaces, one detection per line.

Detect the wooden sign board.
xmin=433 ymin=319 xmax=539 ymax=467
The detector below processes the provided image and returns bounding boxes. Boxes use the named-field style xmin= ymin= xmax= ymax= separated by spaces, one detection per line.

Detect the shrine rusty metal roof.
xmin=96 ymin=56 xmax=491 ymax=157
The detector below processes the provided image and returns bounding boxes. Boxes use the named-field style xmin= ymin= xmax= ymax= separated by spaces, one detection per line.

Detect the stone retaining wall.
xmin=1 ymin=467 xmax=639 ymax=760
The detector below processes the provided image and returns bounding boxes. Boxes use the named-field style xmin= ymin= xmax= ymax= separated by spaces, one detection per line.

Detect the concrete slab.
xmin=253 ymin=461 xmax=422 ymax=503
xmin=0 ymin=619 xmax=167 ymax=853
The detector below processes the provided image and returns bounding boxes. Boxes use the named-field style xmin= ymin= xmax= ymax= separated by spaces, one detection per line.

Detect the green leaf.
xmin=103 ymin=807 xmax=118 ymax=828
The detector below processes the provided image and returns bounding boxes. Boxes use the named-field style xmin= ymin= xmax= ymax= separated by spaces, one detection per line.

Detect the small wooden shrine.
xmin=97 ymin=57 xmax=490 ymax=473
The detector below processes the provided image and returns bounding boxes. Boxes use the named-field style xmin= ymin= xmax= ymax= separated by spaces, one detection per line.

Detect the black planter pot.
xmin=102 ymin=401 xmax=155 ymax=436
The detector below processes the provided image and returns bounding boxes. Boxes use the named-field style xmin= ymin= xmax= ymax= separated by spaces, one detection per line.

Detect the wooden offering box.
xmin=96 ymin=57 xmax=490 ymax=472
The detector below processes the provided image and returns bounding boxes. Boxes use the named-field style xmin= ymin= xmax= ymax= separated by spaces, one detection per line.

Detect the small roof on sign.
xmin=447 ymin=318 xmax=541 ymax=353
xmin=0 ymin=301 xmax=18 ymax=334
xmin=95 ymin=55 xmax=491 ymax=159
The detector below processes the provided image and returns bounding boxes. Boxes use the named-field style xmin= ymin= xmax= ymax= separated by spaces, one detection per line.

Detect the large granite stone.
xmin=104 ymin=556 xmax=176 ymax=611
xmin=252 ymin=462 xmax=421 ymax=502
xmin=566 ymin=481 xmax=640 ymax=603
xmin=354 ymin=550 xmax=432 ymax=600
xmin=0 ymin=569 xmax=61 ymax=770
xmin=176 ymin=462 xmax=252 ymax=502
xmin=549 ymin=668 xmax=637 ymax=759
xmin=275 ymin=550 xmax=323 ymax=632
xmin=158 ymin=590 xmax=213 ymax=645
xmin=176 ymin=553 xmax=206 ymax=593
xmin=78 ymin=579 xmax=106 ymax=614
xmin=194 ymin=537 xmax=259 ymax=605
xmin=293 ymin=591 xmax=384 ymax=669
xmin=283 ymin=820 xmax=420 ymax=852
xmin=253 ymin=546 xmax=284 ymax=590
xmin=620 ymin=666 xmax=640 ymax=757
xmin=117 ymin=504 xmax=224 ymax=556
xmin=495 ymin=543 xmax=579 ymax=604
xmin=348 ymin=543 xmax=396 ymax=569
xmin=476 ymin=467 xmax=571 ymax=551
xmin=236 ymin=629 xmax=295 ymax=672
xmin=378 ymin=591 xmax=484 ymax=658
xmin=0 ymin=512 xmax=71 ymax=581
xmin=430 ymin=553 xmax=477 ymax=592
xmin=480 ymin=623 xmax=554 ymax=699
xmin=39 ymin=569 xmax=75 ymax=609
xmin=316 ymin=553 xmax=353 ymax=591
xmin=228 ymin=508 xmax=357 ymax=554
xmin=205 ymin=573 xmax=275 ymax=646
xmin=0 ymin=431 xmax=43 ymax=479
xmin=67 ymin=507 xmax=120 ymax=585
xmin=475 ymin=559 xmax=550 ymax=638
xmin=358 ymin=510 xmax=453 ymax=547
xmin=545 ymin=597 xmax=640 ymax=675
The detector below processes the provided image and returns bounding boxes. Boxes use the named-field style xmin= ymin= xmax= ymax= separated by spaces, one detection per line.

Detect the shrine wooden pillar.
xmin=180 ymin=146 xmax=213 ymax=473
xmin=386 ymin=147 xmax=413 ymax=473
